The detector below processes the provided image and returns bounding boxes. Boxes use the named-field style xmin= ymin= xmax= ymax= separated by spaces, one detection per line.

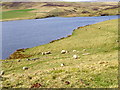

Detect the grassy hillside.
xmin=1 ymin=9 xmax=36 ymax=20
xmin=0 ymin=2 xmax=119 ymax=21
xmin=1 ymin=19 xmax=118 ymax=88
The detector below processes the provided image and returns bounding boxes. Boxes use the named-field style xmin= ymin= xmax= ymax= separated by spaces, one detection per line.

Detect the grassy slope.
xmin=1 ymin=19 xmax=118 ymax=88
xmin=1 ymin=2 xmax=119 ymax=21
xmin=0 ymin=9 xmax=36 ymax=21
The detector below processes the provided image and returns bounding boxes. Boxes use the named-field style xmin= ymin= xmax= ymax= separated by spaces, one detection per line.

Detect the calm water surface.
xmin=1 ymin=15 xmax=119 ymax=59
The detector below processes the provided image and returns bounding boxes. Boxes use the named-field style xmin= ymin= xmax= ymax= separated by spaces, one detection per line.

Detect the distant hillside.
xmin=1 ymin=2 xmax=119 ymax=21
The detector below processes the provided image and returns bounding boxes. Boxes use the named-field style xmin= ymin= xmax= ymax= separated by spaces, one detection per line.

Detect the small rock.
xmin=73 ymin=55 xmax=78 ymax=59
xmin=82 ymin=53 xmax=90 ymax=55
xmin=65 ymin=81 xmax=70 ymax=85
xmin=35 ymin=58 xmax=40 ymax=60
xmin=61 ymin=63 xmax=65 ymax=67
xmin=98 ymin=61 xmax=108 ymax=64
xmin=17 ymin=60 xmax=21 ymax=62
xmin=98 ymin=61 xmax=105 ymax=64
xmin=103 ymin=64 xmax=108 ymax=67
xmin=61 ymin=50 xmax=67 ymax=54
xmin=41 ymin=52 xmax=45 ymax=55
xmin=0 ymin=76 xmax=3 ymax=81
xmin=116 ymin=40 xmax=119 ymax=43
xmin=31 ymin=58 xmax=39 ymax=61
xmin=98 ymin=27 xmax=101 ymax=29
xmin=28 ymin=76 xmax=32 ymax=79
xmin=0 ymin=71 xmax=4 ymax=75
xmin=52 ymin=68 xmax=56 ymax=70
xmin=5 ymin=61 xmax=8 ymax=63
xmin=23 ymin=67 xmax=28 ymax=70
xmin=26 ymin=59 xmax=31 ymax=61
xmin=31 ymin=58 xmax=36 ymax=61
xmin=73 ymin=50 xmax=76 ymax=52
xmin=12 ymin=73 xmax=15 ymax=76
xmin=31 ymin=83 xmax=42 ymax=88
xmin=83 ymin=49 xmax=86 ymax=52
xmin=38 ymin=52 xmax=41 ymax=55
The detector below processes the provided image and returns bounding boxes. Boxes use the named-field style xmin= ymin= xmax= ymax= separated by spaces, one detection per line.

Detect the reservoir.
xmin=1 ymin=15 xmax=119 ymax=59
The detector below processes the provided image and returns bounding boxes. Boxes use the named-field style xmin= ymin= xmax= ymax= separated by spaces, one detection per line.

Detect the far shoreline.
xmin=1 ymin=14 xmax=119 ymax=22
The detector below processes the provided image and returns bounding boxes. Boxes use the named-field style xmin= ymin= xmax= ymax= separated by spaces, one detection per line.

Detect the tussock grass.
xmin=1 ymin=19 xmax=118 ymax=88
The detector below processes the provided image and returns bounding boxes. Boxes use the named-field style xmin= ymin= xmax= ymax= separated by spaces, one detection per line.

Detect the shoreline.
xmin=6 ymin=24 xmax=90 ymax=60
xmin=6 ymin=20 xmax=107 ymax=59
xmin=1 ymin=14 xmax=119 ymax=22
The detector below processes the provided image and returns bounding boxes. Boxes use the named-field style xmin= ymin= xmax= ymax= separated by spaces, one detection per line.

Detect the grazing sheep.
xmin=45 ymin=51 xmax=51 ymax=54
xmin=73 ymin=55 xmax=78 ymax=59
xmin=23 ymin=67 xmax=28 ymax=70
xmin=61 ymin=50 xmax=67 ymax=54
xmin=61 ymin=63 xmax=65 ymax=67
xmin=0 ymin=71 xmax=4 ymax=75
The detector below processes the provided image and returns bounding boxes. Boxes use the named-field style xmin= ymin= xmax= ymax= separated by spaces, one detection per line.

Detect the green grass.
xmin=0 ymin=9 xmax=36 ymax=20
xmin=5 ymin=9 xmax=36 ymax=12
xmin=1 ymin=19 xmax=118 ymax=88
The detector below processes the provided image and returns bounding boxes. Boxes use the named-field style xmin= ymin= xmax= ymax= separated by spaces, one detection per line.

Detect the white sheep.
xmin=45 ymin=51 xmax=51 ymax=54
xmin=61 ymin=50 xmax=67 ymax=54
xmin=0 ymin=71 xmax=4 ymax=75
xmin=61 ymin=63 xmax=65 ymax=67
xmin=73 ymin=55 xmax=78 ymax=59
xmin=23 ymin=67 xmax=28 ymax=70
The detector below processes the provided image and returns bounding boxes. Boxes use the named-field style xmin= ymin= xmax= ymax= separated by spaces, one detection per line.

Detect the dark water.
xmin=1 ymin=15 xmax=119 ymax=59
